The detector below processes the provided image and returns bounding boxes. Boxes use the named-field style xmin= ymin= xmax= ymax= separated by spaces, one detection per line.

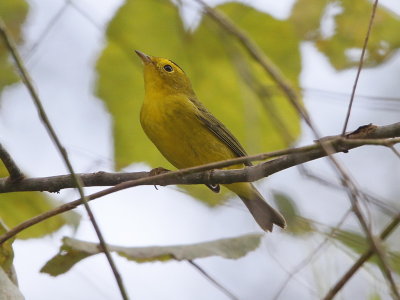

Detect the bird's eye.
xmin=163 ymin=65 xmax=173 ymax=72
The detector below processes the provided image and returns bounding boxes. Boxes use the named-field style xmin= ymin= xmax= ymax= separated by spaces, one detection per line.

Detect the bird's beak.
xmin=135 ymin=50 xmax=152 ymax=64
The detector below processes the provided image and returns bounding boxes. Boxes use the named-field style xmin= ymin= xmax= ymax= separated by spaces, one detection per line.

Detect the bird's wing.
xmin=189 ymin=97 xmax=252 ymax=166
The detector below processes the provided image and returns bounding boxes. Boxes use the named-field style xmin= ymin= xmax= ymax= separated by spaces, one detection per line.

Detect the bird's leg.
xmin=206 ymin=169 xmax=220 ymax=193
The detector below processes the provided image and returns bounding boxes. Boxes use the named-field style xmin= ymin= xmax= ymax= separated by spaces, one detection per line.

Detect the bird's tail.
xmin=226 ymin=183 xmax=286 ymax=232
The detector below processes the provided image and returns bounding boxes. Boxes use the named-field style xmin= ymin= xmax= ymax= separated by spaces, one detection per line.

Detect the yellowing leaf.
xmin=95 ymin=0 xmax=302 ymax=205
xmin=41 ymin=234 xmax=263 ymax=276
xmin=0 ymin=165 xmax=80 ymax=239
xmin=0 ymin=220 xmax=14 ymax=274
xmin=290 ymin=0 xmax=400 ymax=69
xmin=0 ymin=220 xmax=19 ymax=286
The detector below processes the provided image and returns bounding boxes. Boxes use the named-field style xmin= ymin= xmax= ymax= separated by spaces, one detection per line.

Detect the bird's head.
xmin=135 ymin=50 xmax=194 ymax=96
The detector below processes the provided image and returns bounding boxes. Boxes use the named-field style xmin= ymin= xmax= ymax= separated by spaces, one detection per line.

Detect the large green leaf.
xmin=95 ymin=0 xmax=301 ymax=205
xmin=0 ymin=165 xmax=80 ymax=239
xmin=96 ymin=0 xmax=186 ymax=170
xmin=0 ymin=0 xmax=29 ymax=96
xmin=41 ymin=233 xmax=263 ymax=276
xmin=290 ymin=0 xmax=400 ymax=69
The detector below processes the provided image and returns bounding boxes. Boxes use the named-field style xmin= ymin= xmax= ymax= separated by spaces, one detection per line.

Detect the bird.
xmin=135 ymin=50 xmax=286 ymax=232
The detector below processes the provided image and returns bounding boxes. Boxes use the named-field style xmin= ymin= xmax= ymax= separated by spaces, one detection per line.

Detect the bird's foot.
xmin=149 ymin=167 xmax=170 ymax=190
xmin=149 ymin=167 xmax=170 ymax=177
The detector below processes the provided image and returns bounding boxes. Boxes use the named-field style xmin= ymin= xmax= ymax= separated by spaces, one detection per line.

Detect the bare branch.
xmin=0 ymin=124 xmax=399 ymax=245
xmin=273 ymin=210 xmax=352 ymax=300
xmin=323 ymin=211 xmax=400 ymax=300
xmin=0 ymin=19 xmax=129 ymax=300
xmin=341 ymin=0 xmax=380 ymax=135
xmin=0 ymin=143 xmax=24 ymax=182
xmin=0 ymin=124 xmax=398 ymax=194
xmin=345 ymin=189 xmax=399 ymax=299
xmin=188 ymin=260 xmax=239 ymax=300
xmin=26 ymin=1 xmax=70 ymax=61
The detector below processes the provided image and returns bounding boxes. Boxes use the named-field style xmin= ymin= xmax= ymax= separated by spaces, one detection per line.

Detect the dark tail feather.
xmin=239 ymin=190 xmax=286 ymax=232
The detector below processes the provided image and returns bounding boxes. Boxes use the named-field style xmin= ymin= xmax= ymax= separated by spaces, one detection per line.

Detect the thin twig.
xmin=0 ymin=143 xmax=24 ymax=182
xmin=0 ymin=20 xmax=129 ymax=300
xmin=341 ymin=0 xmax=380 ymax=135
xmin=323 ymin=212 xmax=400 ymax=300
xmin=390 ymin=146 xmax=400 ymax=159
xmin=344 ymin=188 xmax=399 ymax=299
xmin=300 ymin=167 xmax=398 ymax=217
xmin=273 ymin=210 xmax=352 ymax=300
xmin=188 ymin=260 xmax=239 ymax=300
xmin=26 ymin=1 xmax=70 ymax=61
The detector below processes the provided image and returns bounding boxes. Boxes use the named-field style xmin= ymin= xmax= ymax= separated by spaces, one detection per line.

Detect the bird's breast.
xmin=140 ymin=94 xmax=235 ymax=169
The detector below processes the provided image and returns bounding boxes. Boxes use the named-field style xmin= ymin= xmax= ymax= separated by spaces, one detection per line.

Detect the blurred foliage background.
xmin=1 ymin=0 xmax=400 ymax=299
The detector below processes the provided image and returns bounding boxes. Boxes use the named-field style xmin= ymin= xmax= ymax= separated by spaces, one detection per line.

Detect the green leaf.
xmin=0 ymin=165 xmax=80 ymax=239
xmin=332 ymin=229 xmax=368 ymax=254
xmin=95 ymin=0 xmax=301 ymax=205
xmin=41 ymin=234 xmax=263 ymax=276
xmin=290 ymin=0 xmax=400 ymax=69
xmin=272 ymin=191 xmax=314 ymax=236
xmin=387 ymin=251 xmax=400 ymax=275
xmin=332 ymin=229 xmax=400 ymax=276
xmin=0 ymin=268 xmax=24 ymax=300
xmin=0 ymin=0 xmax=29 ymax=95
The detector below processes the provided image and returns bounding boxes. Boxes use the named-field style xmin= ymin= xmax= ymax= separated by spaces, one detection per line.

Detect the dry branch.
xmin=0 ymin=123 xmax=398 ymax=194
xmin=0 ymin=123 xmax=399 ymax=246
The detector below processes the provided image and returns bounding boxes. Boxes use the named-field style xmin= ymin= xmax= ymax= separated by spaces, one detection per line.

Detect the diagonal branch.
xmin=188 ymin=260 xmax=239 ymax=300
xmin=323 ymin=211 xmax=400 ymax=300
xmin=0 ymin=19 xmax=129 ymax=300
xmin=344 ymin=187 xmax=399 ymax=299
xmin=0 ymin=143 xmax=24 ymax=182
xmin=341 ymin=0 xmax=379 ymax=135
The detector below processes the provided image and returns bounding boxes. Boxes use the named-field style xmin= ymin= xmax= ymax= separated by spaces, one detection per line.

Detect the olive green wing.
xmin=189 ymin=97 xmax=252 ymax=166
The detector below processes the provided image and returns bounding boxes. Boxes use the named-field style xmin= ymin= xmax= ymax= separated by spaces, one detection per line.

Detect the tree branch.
xmin=323 ymin=211 xmax=400 ymax=300
xmin=0 ymin=123 xmax=399 ymax=194
xmin=341 ymin=0 xmax=379 ymax=135
xmin=0 ymin=123 xmax=399 ymax=245
xmin=0 ymin=143 xmax=24 ymax=182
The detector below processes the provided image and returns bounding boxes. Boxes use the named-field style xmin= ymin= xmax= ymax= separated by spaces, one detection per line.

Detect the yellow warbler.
xmin=135 ymin=50 xmax=285 ymax=232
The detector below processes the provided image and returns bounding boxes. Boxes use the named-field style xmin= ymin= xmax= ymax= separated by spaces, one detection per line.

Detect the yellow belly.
xmin=140 ymin=94 xmax=237 ymax=169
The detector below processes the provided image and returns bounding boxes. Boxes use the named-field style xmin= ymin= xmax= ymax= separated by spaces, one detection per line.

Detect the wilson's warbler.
xmin=135 ymin=50 xmax=286 ymax=232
